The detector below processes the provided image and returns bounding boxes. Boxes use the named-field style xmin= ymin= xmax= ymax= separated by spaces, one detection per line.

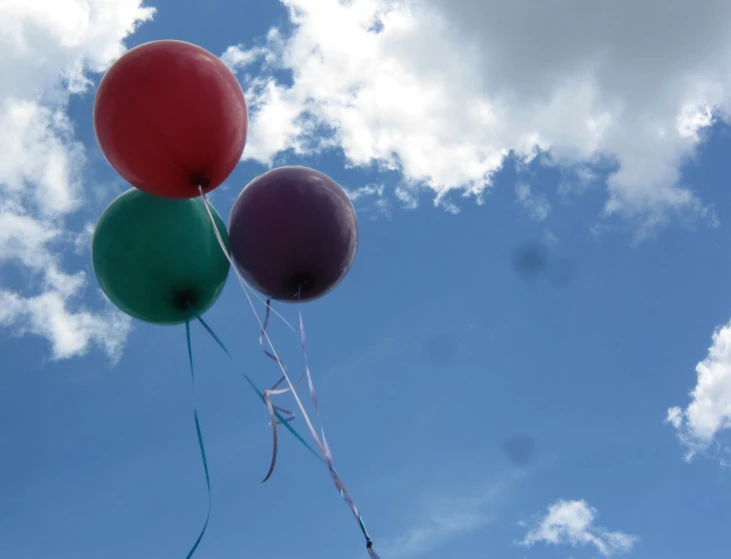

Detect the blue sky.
xmin=3 ymin=1 xmax=731 ymax=558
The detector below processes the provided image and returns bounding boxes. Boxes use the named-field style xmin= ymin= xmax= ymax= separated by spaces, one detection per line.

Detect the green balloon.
xmin=91 ymin=188 xmax=231 ymax=325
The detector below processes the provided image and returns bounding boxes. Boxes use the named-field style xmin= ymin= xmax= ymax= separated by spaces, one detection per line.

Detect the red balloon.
xmin=93 ymin=40 xmax=248 ymax=199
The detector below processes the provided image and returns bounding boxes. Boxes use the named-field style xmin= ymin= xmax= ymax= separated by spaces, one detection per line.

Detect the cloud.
xmin=667 ymin=319 xmax=731 ymax=464
xmin=0 ymin=289 xmax=131 ymax=362
xmin=0 ymin=0 xmax=154 ymax=360
xmin=342 ymin=183 xmax=394 ymax=218
xmin=515 ymin=183 xmax=550 ymax=221
xmin=344 ymin=183 xmax=386 ymax=202
xmin=381 ymin=472 xmax=521 ymax=558
xmin=385 ymin=509 xmax=489 ymax=558
xmin=223 ymin=0 xmax=731 ymax=234
xmin=521 ymin=499 xmax=638 ymax=557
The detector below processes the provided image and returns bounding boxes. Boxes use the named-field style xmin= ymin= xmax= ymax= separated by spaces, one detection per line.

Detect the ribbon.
xmin=188 ymin=306 xmax=323 ymax=464
xmin=187 ymin=304 xmax=380 ymax=557
xmin=258 ymin=299 xmax=306 ymax=483
xmin=296 ymin=287 xmax=379 ymax=557
xmin=196 ymin=191 xmax=379 ymax=557
xmin=183 ymin=319 xmax=212 ymax=559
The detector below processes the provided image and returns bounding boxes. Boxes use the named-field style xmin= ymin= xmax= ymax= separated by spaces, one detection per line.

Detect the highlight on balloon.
xmin=91 ymin=39 xmax=379 ymax=558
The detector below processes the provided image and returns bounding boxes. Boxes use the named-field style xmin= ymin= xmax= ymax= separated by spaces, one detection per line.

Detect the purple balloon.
xmin=228 ymin=166 xmax=358 ymax=302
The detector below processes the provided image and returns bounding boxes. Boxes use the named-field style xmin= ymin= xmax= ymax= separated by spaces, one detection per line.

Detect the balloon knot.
xmin=190 ymin=172 xmax=210 ymax=190
xmin=289 ymin=274 xmax=313 ymax=298
xmin=175 ymin=289 xmax=199 ymax=312
xmin=366 ymin=540 xmax=373 ymax=549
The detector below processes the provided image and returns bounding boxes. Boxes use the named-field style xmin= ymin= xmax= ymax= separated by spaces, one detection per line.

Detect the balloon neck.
xmin=175 ymin=289 xmax=199 ymax=313
xmin=189 ymin=173 xmax=211 ymax=191
xmin=290 ymin=275 xmax=312 ymax=299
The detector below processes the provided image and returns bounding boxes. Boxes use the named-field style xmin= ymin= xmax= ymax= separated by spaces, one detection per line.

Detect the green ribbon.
xmin=184 ymin=319 xmax=211 ymax=559
xmin=181 ymin=312 xmax=324 ymax=558
xmin=190 ymin=308 xmax=324 ymax=463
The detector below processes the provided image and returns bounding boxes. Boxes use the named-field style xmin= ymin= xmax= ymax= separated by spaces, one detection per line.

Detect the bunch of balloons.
xmin=90 ymin=40 xmax=375 ymax=557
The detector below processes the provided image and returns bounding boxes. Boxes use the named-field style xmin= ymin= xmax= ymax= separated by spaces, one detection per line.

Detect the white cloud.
xmin=344 ymin=183 xmax=385 ymax=202
xmin=381 ymin=472 xmax=521 ymax=558
xmin=559 ymin=164 xmax=603 ymax=198
xmin=0 ymin=288 xmax=131 ymax=362
xmin=224 ymin=0 xmax=731 ymax=234
xmin=343 ymin=183 xmax=393 ymax=218
xmin=667 ymin=319 xmax=731 ymax=464
xmin=543 ymin=229 xmax=558 ymax=248
xmin=0 ymin=0 xmax=154 ymax=360
xmin=386 ymin=509 xmax=488 ymax=558
xmin=521 ymin=499 xmax=638 ymax=557
xmin=515 ymin=183 xmax=550 ymax=221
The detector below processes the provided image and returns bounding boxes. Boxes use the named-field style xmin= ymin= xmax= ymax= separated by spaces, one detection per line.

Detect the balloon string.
xmin=184 ymin=319 xmax=212 ymax=559
xmin=186 ymin=304 xmax=324 ymax=464
xmin=259 ymin=299 xmax=307 ymax=483
xmin=198 ymin=190 xmax=331 ymax=466
xmin=198 ymin=189 xmax=307 ymax=482
xmin=187 ymin=306 xmax=378 ymax=557
xmin=197 ymin=188 xmax=378 ymax=554
xmin=198 ymin=187 xmax=317 ymax=480
xmin=296 ymin=287 xmax=379 ymax=557
xmin=197 ymin=186 xmax=295 ymax=333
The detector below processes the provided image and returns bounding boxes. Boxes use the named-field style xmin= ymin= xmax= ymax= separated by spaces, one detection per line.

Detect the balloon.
xmin=228 ymin=166 xmax=358 ymax=302
xmin=93 ymin=40 xmax=247 ymax=199
xmin=92 ymin=188 xmax=230 ymax=325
